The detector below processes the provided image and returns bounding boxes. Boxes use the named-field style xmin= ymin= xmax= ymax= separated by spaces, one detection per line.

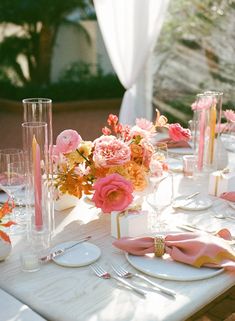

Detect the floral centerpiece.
xmin=0 ymin=199 xmax=15 ymax=261
xmin=53 ymin=113 xmax=191 ymax=213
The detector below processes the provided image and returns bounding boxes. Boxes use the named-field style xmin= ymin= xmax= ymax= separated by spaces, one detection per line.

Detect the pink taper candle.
xmin=32 ymin=135 xmax=43 ymax=229
xmin=197 ymin=109 xmax=206 ymax=171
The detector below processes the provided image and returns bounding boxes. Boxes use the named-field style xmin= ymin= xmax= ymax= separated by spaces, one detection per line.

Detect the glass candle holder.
xmin=22 ymin=98 xmax=54 ymax=233
xmin=22 ymin=122 xmax=53 ymax=251
xmin=192 ymin=91 xmax=223 ymax=173
xmin=183 ymin=155 xmax=196 ymax=178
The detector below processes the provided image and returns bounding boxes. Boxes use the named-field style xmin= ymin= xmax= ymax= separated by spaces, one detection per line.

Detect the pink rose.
xmin=93 ymin=135 xmax=130 ymax=167
xmin=224 ymin=109 xmax=235 ymax=122
xmin=56 ymin=129 xmax=82 ymax=154
xmin=92 ymin=173 xmax=133 ymax=213
xmin=168 ymin=123 xmax=191 ymax=142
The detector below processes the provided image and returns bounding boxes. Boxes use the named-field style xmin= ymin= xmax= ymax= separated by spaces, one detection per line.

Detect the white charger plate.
xmin=172 ymin=195 xmax=212 ymax=211
xmin=126 ymin=252 xmax=223 ymax=281
xmin=52 ymin=241 xmax=101 ymax=267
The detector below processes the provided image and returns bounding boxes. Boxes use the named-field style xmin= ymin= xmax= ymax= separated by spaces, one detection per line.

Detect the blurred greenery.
xmin=0 ymin=63 xmax=124 ymax=102
xmin=0 ymin=0 xmax=93 ymax=85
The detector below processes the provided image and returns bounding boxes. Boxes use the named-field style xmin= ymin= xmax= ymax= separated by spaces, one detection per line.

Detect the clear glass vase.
xmin=22 ymin=98 xmax=54 ymax=232
xmin=22 ymin=122 xmax=53 ymax=252
xmin=192 ymin=91 xmax=223 ymax=173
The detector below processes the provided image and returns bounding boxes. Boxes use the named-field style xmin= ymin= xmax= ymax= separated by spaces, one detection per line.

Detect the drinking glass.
xmin=0 ymin=149 xmax=26 ymax=234
xmin=146 ymin=145 xmax=170 ymax=232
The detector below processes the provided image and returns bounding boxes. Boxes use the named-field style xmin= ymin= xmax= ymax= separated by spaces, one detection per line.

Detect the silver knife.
xmin=172 ymin=192 xmax=200 ymax=209
xmin=39 ymin=236 xmax=92 ymax=263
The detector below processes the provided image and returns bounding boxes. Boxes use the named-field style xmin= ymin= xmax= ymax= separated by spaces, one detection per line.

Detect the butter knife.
xmin=39 ymin=236 xmax=92 ymax=263
xmin=172 ymin=192 xmax=200 ymax=209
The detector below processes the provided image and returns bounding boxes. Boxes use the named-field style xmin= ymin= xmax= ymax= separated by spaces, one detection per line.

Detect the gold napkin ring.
xmin=154 ymin=236 xmax=165 ymax=257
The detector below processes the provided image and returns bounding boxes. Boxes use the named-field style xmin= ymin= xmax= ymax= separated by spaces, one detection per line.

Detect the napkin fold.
xmin=158 ymin=138 xmax=191 ymax=149
xmin=220 ymin=192 xmax=235 ymax=202
xmin=113 ymin=229 xmax=235 ymax=271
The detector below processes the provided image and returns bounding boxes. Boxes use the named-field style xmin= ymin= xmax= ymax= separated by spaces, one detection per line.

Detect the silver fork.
xmin=90 ymin=264 xmax=146 ymax=297
xmin=111 ymin=264 xmax=176 ymax=298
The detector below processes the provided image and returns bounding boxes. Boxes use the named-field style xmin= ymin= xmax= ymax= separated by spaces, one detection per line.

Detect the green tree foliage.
xmin=0 ymin=0 xmax=92 ymax=85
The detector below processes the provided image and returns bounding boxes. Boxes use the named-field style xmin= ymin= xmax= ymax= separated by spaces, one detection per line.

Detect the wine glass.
xmin=146 ymin=151 xmax=169 ymax=232
xmin=0 ymin=149 xmax=26 ymax=234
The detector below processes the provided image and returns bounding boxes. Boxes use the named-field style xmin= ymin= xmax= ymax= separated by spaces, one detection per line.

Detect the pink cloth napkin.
xmin=220 ymin=192 xmax=235 ymax=202
xmin=113 ymin=229 xmax=235 ymax=271
xmin=158 ymin=138 xmax=191 ymax=149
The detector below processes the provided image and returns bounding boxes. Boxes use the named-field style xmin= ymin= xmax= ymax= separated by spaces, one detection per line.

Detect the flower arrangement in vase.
xmin=53 ymin=113 xmax=191 ymax=213
xmin=0 ymin=199 xmax=15 ymax=261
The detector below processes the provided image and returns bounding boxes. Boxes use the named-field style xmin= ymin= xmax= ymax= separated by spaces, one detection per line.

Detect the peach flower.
xmin=92 ymin=173 xmax=133 ymax=213
xmin=56 ymin=129 xmax=82 ymax=154
xmin=93 ymin=135 xmax=130 ymax=168
xmin=168 ymin=123 xmax=191 ymax=142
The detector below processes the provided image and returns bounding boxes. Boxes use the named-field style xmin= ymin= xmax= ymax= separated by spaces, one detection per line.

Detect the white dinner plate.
xmin=126 ymin=252 xmax=223 ymax=281
xmin=220 ymin=133 xmax=235 ymax=152
xmin=172 ymin=195 xmax=212 ymax=211
xmin=52 ymin=241 xmax=101 ymax=267
xmin=228 ymin=201 xmax=235 ymax=210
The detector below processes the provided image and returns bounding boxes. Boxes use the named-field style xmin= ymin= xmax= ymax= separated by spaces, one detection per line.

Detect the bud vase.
xmin=192 ymin=91 xmax=223 ymax=173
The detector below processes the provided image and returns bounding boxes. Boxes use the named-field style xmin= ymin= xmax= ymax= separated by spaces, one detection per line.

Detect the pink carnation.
xmin=224 ymin=109 xmax=235 ymax=122
xmin=135 ymin=118 xmax=153 ymax=131
xmin=93 ymin=135 xmax=130 ymax=167
xmin=55 ymin=129 xmax=82 ymax=154
xmin=191 ymin=96 xmax=216 ymax=111
xmin=168 ymin=123 xmax=191 ymax=142
xmin=92 ymin=173 xmax=133 ymax=213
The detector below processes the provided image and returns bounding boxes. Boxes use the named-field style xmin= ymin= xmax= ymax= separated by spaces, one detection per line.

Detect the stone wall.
xmin=152 ymin=2 xmax=235 ymax=123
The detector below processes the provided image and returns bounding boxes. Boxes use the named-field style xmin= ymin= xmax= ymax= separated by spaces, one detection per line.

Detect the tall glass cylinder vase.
xmin=22 ymin=98 xmax=54 ymax=232
xmin=22 ymin=98 xmax=53 ymax=149
xmin=22 ymin=122 xmax=53 ymax=252
xmin=192 ymin=91 xmax=223 ymax=173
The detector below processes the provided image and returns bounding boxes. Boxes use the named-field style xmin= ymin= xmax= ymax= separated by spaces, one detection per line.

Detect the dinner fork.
xmin=111 ymin=264 xmax=176 ymax=297
xmin=90 ymin=264 xmax=146 ymax=297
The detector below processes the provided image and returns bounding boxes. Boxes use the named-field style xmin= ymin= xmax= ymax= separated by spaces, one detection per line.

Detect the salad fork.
xmin=90 ymin=264 xmax=146 ymax=297
xmin=111 ymin=264 xmax=176 ymax=297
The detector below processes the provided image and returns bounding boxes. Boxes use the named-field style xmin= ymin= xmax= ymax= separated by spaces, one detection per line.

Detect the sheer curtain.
xmin=94 ymin=0 xmax=169 ymax=124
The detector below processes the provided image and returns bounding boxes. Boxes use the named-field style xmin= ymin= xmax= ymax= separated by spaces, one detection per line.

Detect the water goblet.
xmin=0 ymin=149 xmax=26 ymax=234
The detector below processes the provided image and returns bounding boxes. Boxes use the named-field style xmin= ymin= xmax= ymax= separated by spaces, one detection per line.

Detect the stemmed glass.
xmin=145 ymin=140 xmax=174 ymax=232
xmin=0 ymin=149 xmax=26 ymax=234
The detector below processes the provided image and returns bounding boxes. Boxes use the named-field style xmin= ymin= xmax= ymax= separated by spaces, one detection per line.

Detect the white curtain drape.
xmin=94 ymin=0 xmax=169 ymax=124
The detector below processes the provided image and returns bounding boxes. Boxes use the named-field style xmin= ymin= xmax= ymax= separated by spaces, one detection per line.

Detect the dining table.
xmin=0 ymin=151 xmax=235 ymax=321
